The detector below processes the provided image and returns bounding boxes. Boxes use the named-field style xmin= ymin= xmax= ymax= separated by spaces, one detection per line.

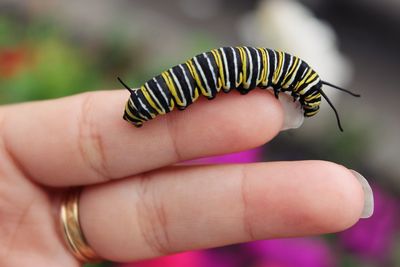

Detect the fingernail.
xmin=351 ymin=170 xmax=374 ymax=218
xmin=279 ymin=94 xmax=304 ymax=130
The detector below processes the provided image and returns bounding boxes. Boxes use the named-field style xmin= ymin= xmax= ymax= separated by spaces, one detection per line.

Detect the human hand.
xmin=0 ymin=90 xmax=373 ymax=266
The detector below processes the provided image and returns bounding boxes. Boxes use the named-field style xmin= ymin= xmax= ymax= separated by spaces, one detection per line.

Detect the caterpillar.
xmin=118 ymin=46 xmax=359 ymax=131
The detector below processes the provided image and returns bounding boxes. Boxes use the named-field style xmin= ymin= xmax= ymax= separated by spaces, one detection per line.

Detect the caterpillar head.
xmin=118 ymin=77 xmax=144 ymax=128
xmin=302 ymin=82 xmax=322 ymax=117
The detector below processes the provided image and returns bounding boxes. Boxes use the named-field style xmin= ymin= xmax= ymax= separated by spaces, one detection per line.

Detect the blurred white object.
xmin=238 ymin=0 xmax=353 ymax=133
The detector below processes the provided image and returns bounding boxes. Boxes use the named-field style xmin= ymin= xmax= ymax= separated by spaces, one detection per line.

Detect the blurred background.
xmin=1 ymin=0 xmax=399 ymax=266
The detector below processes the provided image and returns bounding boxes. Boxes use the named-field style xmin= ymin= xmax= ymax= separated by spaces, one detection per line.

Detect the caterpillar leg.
xmin=273 ymin=87 xmax=280 ymax=99
xmin=239 ymin=90 xmax=250 ymax=95
xmin=123 ymin=114 xmax=143 ymax=127
xmin=206 ymin=93 xmax=217 ymax=100
xmin=291 ymin=91 xmax=299 ymax=102
xmin=236 ymin=87 xmax=252 ymax=95
xmin=123 ymin=117 xmax=143 ymax=128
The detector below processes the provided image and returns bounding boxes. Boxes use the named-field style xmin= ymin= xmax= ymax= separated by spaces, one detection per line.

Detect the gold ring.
xmin=60 ymin=188 xmax=102 ymax=263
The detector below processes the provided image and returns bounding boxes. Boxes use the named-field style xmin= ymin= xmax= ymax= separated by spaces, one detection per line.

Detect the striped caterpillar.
xmin=119 ymin=46 xmax=359 ymax=131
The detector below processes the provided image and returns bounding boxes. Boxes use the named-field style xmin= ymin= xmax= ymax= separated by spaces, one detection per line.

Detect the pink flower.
xmin=339 ymin=185 xmax=400 ymax=261
xmin=117 ymin=250 xmax=240 ymax=267
xmin=118 ymin=251 xmax=205 ymax=267
xmin=244 ymin=238 xmax=336 ymax=267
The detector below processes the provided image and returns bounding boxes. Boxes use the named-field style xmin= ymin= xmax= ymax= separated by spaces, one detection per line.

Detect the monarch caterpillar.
xmin=119 ymin=46 xmax=359 ymax=131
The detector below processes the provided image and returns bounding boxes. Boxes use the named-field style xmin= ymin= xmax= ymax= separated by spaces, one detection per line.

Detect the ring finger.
xmin=75 ymin=160 xmax=366 ymax=262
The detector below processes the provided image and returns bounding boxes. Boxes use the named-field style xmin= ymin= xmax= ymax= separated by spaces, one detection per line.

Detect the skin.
xmin=0 ymin=89 xmax=364 ymax=266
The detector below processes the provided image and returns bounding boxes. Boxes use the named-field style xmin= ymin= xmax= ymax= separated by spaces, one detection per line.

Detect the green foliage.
xmin=1 ymin=38 xmax=100 ymax=103
xmin=0 ymin=17 xmax=109 ymax=104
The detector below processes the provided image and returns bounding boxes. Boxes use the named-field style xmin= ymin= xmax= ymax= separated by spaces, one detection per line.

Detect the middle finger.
xmin=3 ymin=90 xmax=283 ymax=186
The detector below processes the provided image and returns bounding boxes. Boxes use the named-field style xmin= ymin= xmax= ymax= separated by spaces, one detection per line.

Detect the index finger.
xmin=1 ymin=89 xmax=284 ymax=186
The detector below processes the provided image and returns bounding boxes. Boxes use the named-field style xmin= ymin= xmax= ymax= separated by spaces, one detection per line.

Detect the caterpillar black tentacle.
xmin=321 ymin=80 xmax=360 ymax=97
xmin=119 ymin=46 xmax=360 ymax=131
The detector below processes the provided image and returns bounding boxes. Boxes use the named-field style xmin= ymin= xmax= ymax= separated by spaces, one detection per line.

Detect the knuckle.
xmin=135 ymin=174 xmax=172 ymax=256
xmin=165 ymin=116 xmax=183 ymax=162
xmin=240 ymin=165 xmax=256 ymax=240
xmin=77 ymin=93 xmax=110 ymax=181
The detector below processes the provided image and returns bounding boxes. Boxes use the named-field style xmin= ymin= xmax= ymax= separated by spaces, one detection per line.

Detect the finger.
xmin=1 ymin=90 xmax=283 ymax=186
xmin=78 ymin=160 xmax=365 ymax=262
